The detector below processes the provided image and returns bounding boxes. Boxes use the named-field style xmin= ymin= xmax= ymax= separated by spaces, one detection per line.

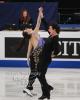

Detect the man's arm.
xmin=40 ymin=10 xmax=50 ymax=33
xmin=41 ymin=17 xmax=49 ymax=31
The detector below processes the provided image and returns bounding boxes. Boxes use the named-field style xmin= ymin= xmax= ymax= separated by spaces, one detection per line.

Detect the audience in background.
xmin=0 ymin=1 xmax=6 ymax=3
xmin=19 ymin=8 xmax=33 ymax=30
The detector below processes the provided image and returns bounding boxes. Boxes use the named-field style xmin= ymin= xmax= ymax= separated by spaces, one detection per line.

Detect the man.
xmin=37 ymin=18 xmax=60 ymax=99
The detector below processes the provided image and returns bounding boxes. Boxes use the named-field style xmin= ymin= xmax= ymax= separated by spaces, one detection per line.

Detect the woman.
xmin=23 ymin=7 xmax=45 ymax=96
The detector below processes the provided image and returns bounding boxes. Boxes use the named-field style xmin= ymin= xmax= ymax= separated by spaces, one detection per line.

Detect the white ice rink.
xmin=0 ymin=68 xmax=80 ymax=100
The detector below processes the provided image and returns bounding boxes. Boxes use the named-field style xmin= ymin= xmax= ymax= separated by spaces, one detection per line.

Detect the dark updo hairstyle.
xmin=22 ymin=23 xmax=33 ymax=39
xmin=22 ymin=32 xmax=31 ymax=39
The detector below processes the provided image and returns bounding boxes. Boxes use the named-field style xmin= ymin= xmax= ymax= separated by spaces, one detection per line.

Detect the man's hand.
xmin=39 ymin=7 xmax=43 ymax=12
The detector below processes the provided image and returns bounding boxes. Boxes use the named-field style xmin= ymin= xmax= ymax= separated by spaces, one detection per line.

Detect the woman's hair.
xmin=22 ymin=32 xmax=31 ymax=39
xmin=19 ymin=8 xmax=31 ymax=24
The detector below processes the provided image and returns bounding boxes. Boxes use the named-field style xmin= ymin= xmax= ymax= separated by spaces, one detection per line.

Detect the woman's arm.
xmin=34 ymin=7 xmax=43 ymax=33
xmin=27 ymin=40 xmax=32 ymax=62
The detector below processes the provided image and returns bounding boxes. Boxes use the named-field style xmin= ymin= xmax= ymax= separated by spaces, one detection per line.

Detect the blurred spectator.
xmin=0 ymin=1 xmax=5 ymax=3
xmin=19 ymin=8 xmax=33 ymax=30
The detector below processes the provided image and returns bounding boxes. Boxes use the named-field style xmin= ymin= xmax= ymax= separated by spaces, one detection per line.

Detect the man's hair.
xmin=49 ymin=23 xmax=60 ymax=34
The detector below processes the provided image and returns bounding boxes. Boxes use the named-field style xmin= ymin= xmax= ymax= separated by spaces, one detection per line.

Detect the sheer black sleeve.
xmin=41 ymin=17 xmax=49 ymax=31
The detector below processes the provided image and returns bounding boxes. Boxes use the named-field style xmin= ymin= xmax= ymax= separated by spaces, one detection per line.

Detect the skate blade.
xmin=23 ymin=90 xmax=33 ymax=97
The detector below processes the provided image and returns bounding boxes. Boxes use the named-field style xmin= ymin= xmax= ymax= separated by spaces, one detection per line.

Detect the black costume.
xmin=37 ymin=36 xmax=60 ymax=99
xmin=26 ymin=38 xmax=45 ymax=90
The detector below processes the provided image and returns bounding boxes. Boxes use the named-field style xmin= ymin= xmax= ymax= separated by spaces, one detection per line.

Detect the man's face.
xmin=48 ymin=26 xmax=57 ymax=37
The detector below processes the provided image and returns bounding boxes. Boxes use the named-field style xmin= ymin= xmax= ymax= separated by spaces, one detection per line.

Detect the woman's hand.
xmin=39 ymin=7 xmax=44 ymax=18
xmin=27 ymin=59 xmax=30 ymax=67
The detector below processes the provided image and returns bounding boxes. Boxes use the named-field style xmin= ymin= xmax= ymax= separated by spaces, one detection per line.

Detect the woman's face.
xmin=23 ymin=11 xmax=28 ymax=17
